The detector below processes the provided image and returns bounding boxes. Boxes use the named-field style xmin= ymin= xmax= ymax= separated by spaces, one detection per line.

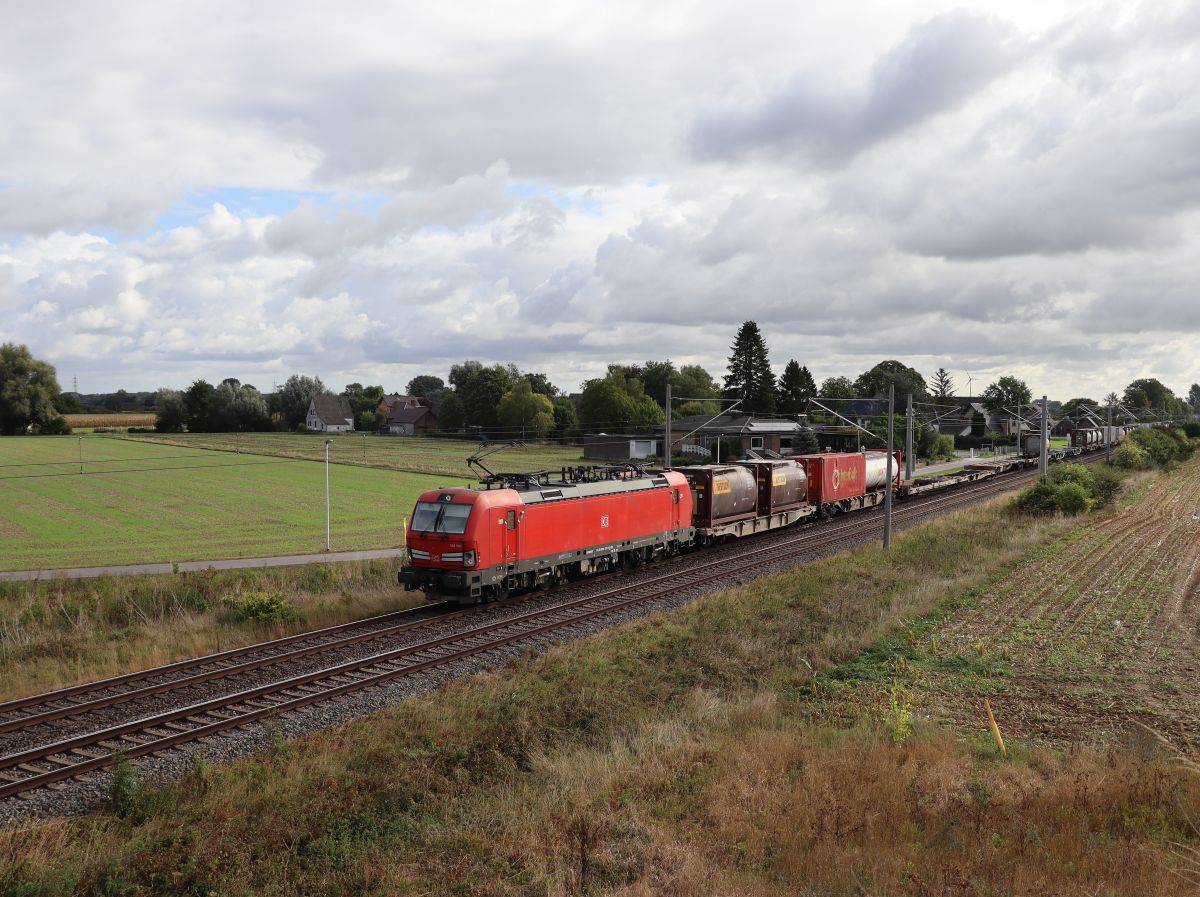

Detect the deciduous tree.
xmin=155 ymin=388 xmax=186 ymax=433
xmin=854 ymin=360 xmax=928 ymax=400
xmin=449 ymin=361 xmax=519 ymax=431
xmin=405 ymin=375 xmax=444 ymax=398
xmin=818 ymin=376 xmax=856 ymax=400
xmin=981 ymin=376 xmax=1032 ymax=412
xmin=579 ymin=371 xmax=663 ymax=434
xmin=0 ymin=343 xmax=66 ymax=435
xmin=277 ymin=374 xmax=329 ymax=429
xmin=498 ymin=380 xmax=555 ymax=438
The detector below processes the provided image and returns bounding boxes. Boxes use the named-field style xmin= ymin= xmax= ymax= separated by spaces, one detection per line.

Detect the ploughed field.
xmin=121 ymin=432 xmax=586 ymax=478
xmin=0 ymin=437 xmax=445 ymax=571
xmin=911 ymin=457 xmax=1200 ymax=744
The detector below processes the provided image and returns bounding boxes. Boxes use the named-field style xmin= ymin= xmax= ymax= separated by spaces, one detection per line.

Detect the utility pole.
xmin=884 ymin=383 xmax=894 ymax=551
xmin=1015 ymin=399 xmax=1021 ymax=457
xmin=1038 ymin=395 xmax=1049 ymax=475
xmin=325 ymin=439 xmax=332 ymax=550
xmin=904 ymin=392 xmax=914 ymax=479
xmin=664 ymin=382 xmax=672 ymax=470
xmin=1106 ymin=403 xmax=1113 ymax=465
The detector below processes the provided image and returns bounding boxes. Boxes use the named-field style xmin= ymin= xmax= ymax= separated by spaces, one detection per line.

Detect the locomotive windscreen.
xmin=411 ymin=501 xmax=472 ymax=534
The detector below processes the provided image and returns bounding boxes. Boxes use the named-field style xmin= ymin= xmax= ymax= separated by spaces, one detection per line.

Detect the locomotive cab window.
xmin=506 ymin=510 xmax=517 ymax=530
xmin=411 ymin=501 xmax=472 ymax=535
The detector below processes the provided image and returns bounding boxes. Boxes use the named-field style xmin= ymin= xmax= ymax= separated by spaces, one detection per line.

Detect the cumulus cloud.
xmin=692 ymin=10 xmax=1025 ymax=165
xmin=0 ymin=1 xmax=1197 ymax=399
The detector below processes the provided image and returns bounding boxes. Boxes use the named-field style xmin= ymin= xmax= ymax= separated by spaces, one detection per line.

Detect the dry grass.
xmin=3 ymin=490 xmax=1197 ymax=895
xmin=0 ymin=561 xmax=421 ymax=700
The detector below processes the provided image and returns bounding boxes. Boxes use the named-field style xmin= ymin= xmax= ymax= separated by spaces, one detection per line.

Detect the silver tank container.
xmin=864 ymin=453 xmax=899 ymax=489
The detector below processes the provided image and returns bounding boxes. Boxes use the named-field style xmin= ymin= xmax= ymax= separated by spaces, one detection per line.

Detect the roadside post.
xmin=325 ymin=439 xmax=332 ymax=550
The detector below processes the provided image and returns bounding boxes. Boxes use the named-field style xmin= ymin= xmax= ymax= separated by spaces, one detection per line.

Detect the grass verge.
xmin=0 ymin=561 xmax=421 ymax=700
xmin=2 ymin=492 xmax=1196 ymax=895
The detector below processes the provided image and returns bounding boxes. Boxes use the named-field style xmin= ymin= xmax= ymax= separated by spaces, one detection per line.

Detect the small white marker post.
xmin=325 ymin=439 xmax=332 ymax=550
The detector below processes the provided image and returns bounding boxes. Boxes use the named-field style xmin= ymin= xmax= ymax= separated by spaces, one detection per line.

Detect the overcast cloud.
xmin=1 ymin=0 xmax=1197 ymax=400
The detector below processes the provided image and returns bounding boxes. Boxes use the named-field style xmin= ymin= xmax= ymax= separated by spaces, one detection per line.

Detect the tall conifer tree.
xmin=724 ymin=321 xmax=777 ymax=415
xmin=777 ymin=359 xmax=817 ymax=415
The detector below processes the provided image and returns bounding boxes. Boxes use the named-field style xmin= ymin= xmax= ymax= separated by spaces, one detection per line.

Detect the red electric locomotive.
xmin=400 ymin=464 xmax=693 ymax=603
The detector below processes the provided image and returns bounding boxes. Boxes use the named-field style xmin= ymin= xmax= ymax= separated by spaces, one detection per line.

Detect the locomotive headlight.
xmin=463 ymin=549 xmax=476 ymax=568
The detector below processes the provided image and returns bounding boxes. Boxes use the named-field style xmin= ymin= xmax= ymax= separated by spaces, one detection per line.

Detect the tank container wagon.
xmin=684 ymin=459 xmax=813 ymax=542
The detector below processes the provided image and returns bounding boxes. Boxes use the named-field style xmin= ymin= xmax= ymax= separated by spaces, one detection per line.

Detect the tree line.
xmin=2 ymin=335 xmax=1197 ymax=438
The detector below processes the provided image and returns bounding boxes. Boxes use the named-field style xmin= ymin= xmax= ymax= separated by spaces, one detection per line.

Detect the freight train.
xmin=399 ymin=423 xmax=1143 ymax=604
xmin=398 ymin=446 xmax=1009 ymax=603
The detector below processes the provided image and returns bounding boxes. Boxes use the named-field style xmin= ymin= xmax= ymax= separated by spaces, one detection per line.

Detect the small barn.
xmin=383 ymin=404 xmax=439 ymax=435
xmin=584 ymin=434 xmax=660 ymax=461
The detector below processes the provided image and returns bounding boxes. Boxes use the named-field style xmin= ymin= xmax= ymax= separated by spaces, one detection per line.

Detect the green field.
xmin=0 ymin=437 xmax=448 ymax=572
xmin=120 ymin=432 xmax=586 ymax=477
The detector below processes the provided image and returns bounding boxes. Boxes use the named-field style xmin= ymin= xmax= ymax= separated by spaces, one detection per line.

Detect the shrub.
xmin=1013 ymin=480 xmax=1059 ymax=514
xmin=1182 ymin=421 xmax=1200 ymax=439
xmin=1127 ymin=428 xmax=1192 ymax=468
xmin=37 ymin=415 xmax=72 ymax=435
xmin=219 ymin=591 xmax=302 ymax=625
xmin=1054 ymin=482 xmax=1091 ymax=515
xmin=1012 ymin=462 xmax=1124 ymax=516
xmin=1112 ymin=441 xmax=1149 ymax=470
xmin=927 ymin=435 xmax=956 ymax=462
xmin=1088 ymin=466 xmax=1124 ymax=507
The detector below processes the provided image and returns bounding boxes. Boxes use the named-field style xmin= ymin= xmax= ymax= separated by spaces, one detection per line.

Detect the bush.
xmin=1012 ymin=480 xmax=1059 ymax=514
xmin=37 ymin=415 xmax=72 ymax=435
xmin=926 ymin=435 xmax=956 ymax=462
xmin=1112 ymin=442 xmax=1149 ymax=470
xmin=1054 ymin=482 xmax=1091 ymax=515
xmin=1089 ymin=466 xmax=1124 ymax=506
xmin=1012 ymin=462 xmax=1124 ymax=516
xmin=1182 ymin=421 xmax=1200 ymax=439
xmin=219 ymin=591 xmax=302 ymax=625
xmin=1127 ymin=428 xmax=1193 ymax=468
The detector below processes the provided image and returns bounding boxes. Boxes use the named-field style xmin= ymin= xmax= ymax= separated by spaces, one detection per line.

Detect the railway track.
xmin=0 ymin=455 xmax=1088 ymax=802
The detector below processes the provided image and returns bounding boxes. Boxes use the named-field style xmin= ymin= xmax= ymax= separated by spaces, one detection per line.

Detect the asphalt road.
xmin=0 ymin=548 xmax=403 ymax=582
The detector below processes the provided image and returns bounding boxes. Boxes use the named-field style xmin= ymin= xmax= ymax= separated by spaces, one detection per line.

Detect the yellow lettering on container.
xmin=713 ymin=479 xmax=732 ymax=495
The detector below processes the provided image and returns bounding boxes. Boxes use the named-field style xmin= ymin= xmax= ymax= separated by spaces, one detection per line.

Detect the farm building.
xmin=306 ymin=395 xmax=355 ymax=433
xmin=583 ymin=434 xmax=661 ymax=461
xmin=376 ymin=394 xmax=439 ymax=435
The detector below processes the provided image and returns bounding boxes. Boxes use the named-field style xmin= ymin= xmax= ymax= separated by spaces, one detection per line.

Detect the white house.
xmin=306 ymin=395 xmax=355 ymax=433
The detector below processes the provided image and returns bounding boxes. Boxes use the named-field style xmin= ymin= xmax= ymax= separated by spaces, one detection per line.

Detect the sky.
xmin=1 ymin=0 xmax=1198 ymax=401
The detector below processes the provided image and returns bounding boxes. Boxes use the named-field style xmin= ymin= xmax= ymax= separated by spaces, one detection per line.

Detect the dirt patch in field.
xmin=916 ymin=458 xmax=1200 ymax=746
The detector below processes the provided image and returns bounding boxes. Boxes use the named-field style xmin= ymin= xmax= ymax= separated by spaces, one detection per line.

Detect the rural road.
xmin=0 ymin=548 xmax=403 ymax=582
